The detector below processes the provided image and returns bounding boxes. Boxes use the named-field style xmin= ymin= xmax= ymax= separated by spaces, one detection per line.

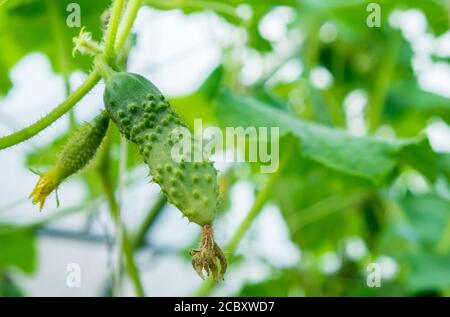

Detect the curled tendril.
xmin=190 ymin=224 xmax=227 ymax=281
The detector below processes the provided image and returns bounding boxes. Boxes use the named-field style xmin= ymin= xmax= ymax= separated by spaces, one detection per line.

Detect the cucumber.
xmin=30 ymin=111 xmax=109 ymax=209
xmin=103 ymin=71 xmax=226 ymax=280
xmin=104 ymin=72 xmax=218 ymax=225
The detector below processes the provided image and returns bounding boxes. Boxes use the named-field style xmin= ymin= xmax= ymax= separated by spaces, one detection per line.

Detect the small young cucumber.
xmin=104 ymin=72 xmax=219 ymax=226
xmin=30 ymin=111 xmax=109 ymax=209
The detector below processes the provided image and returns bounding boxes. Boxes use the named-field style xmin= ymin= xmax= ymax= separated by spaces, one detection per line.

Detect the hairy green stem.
xmin=95 ymin=56 xmax=116 ymax=80
xmin=115 ymin=0 xmax=143 ymax=51
xmin=98 ymin=130 xmax=145 ymax=297
xmin=367 ymin=33 xmax=401 ymax=132
xmin=63 ymin=76 xmax=77 ymax=128
xmin=114 ymin=137 xmax=128 ymax=296
xmin=196 ymin=147 xmax=294 ymax=296
xmin=99 ymin=172 xmax=146 ymax=297
xmin=289 ymin=194 xmax=367 ymax=235
xmin=133 ymin=194 xmax=167 ymax=248
xmin=1 ymin=0 xmax=143 ymax=151
xmin=100 ymin=194 xmax=166 ymax=297
xmin=0 ymin=0 xmax=142 ymax=151
xmin=253 ymin=48 xmax=301 ymax=88
xmin=437 ymin=214 xmax=450 ymax=254
xmin=0 ymin=71 xmax=100 ymax=150
xmin=104 ymin=0 xmax=125 ymax=63
xmin=302 ymin=23 xmax=334 ymax=125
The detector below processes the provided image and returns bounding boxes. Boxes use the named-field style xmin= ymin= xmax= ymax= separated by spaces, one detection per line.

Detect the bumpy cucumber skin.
xmin=56 ymin=111 xmax=109 ymax=180
xmin=104 ymin=72 xmax=218 ymax=225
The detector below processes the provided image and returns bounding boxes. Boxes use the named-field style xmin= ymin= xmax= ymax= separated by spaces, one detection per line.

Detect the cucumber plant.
xmin=27 ymin=11 xmax=227 ymax=280
xmin=0 ymin=0 xmax=447 ymax=299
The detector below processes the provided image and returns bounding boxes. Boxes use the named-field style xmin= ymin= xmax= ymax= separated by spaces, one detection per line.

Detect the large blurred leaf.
xmin=171 ymin=93 xmax=217 ymax=129
xmin=267 ymin=147 xmax=373 ymax=249
xmin=0 ymin=225 xmax=37 ymax=274
xmin=302 ymin=0 xmax=449 ymax=36
xmin=387 ymin=81 xmax=450 ymax=116
xmin=216 ymin=90 xmax=436 ymax=184
xmin=400 ymin=193 xmax=450 ymax=247
xmin=0 ymin=274 xmax=24 ymax=297
xmin=437 ymin=153 xmax=450 ymax=182
xmin=239 ymin=269 xmax=305 ymax=296
xmin=0 ymin=0 xmax=108 ymax=95
xmin=403 ymin=252 xmax=450 ymax=292
xmin=145 ymin=0 xmax=298 ymax=51
xmin=170 ymin=64 xmax=224 ymax=128
xmin=385 ymin=80 xmax=450 ymax=133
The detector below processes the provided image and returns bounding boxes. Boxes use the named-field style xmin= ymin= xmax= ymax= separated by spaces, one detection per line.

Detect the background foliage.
xmin=0 ymin=0 xmax=449 ymax=296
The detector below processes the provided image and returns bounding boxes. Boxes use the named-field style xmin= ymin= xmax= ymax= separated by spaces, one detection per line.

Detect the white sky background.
xmin=0 ymin=6 xmax=448 ymax=296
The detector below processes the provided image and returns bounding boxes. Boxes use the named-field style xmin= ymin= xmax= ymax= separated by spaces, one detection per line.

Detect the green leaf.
xmin=0 ymin=274 xmax=24 ymax=297
xmin=268 ymin=152 xmax=372 ymax=250
xmin=384 ymin=79 xmax=450 ymax=133
xmin=0 ymin=225 xmax=37 ymax=274
xmin=400 ymin=193 xmax=450 ymax=246
xmin=0 ymin=0 xmax=108 ymax=95
xmin=145 ymin=0 xmax=299 ymax=51
xmin=388 ymin=81 xmax=450 ymax=114
xmin=171 ymin=93 xmax=217 ymax=129
xmin=239 ymin=269 xmax=305 ymax=296
xmin=216 ymin=90 xmax=437 ymax=184
xmin=170 ymin=64 xmax=225 ymax=128
xmin=198 ymin=64 xmax=224 ymax=99
xmin=437 ymin=153 xmax=450 ymax=182
xmin=302 ymin=0 xmax=449 ymax=36
xmin=403 ymin=253 xmax=450 ymax=292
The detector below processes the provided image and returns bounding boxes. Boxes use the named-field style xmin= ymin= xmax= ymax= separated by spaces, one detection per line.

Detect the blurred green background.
xmin=0 ymin=0 xmax=450 ymax=296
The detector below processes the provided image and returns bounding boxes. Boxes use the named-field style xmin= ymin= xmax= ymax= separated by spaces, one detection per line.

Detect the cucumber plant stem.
xmin=95 ymin=56 xmax=116 ymax=80
xmin=437 ymin=215 xmax=450 ymax=254
xmin=97 ymin=128 xmax=145 ymax=297
xmin=115 ymin=0 xmax=143 ymax=51
xmin=99 ymin=171 xmax=146 ymax=297
xmin=133 ymin=194 xmax=167 ymax=248
xmin=0 ymin=0 xmax=144 ymax=150
xmin=368 ymin=32 xmax=401 ymax=132
xmin=104 ymin=0 xmax=125 ymax=63
xmin=0 ymin=71 xmax=100 ymax=150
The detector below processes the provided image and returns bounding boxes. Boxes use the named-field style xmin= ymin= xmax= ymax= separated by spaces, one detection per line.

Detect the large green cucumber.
xmin=104 ymin=72 xmax=219 ymax=226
